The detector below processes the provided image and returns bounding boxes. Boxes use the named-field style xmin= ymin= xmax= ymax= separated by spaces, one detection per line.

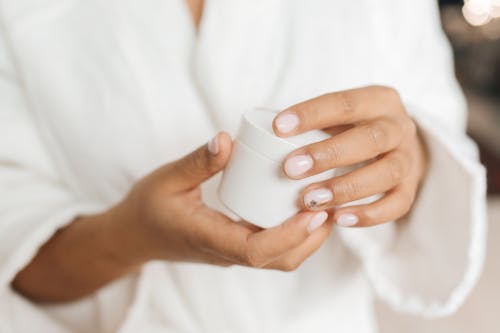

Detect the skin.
xmin=12 ymin=133 xmax=333 ymax=302
xmin=11 ymin=3 xmax=427 ymax=303
xmin=274 ymin=86 xmax=428 ymax=227
xmin=186 ymin=0 xmax=204 ymax=28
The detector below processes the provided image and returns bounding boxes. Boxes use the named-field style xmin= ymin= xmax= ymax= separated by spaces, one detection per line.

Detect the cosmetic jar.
xmin=218 ymin=108 xmax=335 ymax=228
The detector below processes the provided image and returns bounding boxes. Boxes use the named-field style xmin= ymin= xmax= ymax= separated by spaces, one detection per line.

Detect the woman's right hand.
xmin=13 ymin=132 xmax=333 ymax=303
xmin=116 ymin=132 xmax=333 ymax=271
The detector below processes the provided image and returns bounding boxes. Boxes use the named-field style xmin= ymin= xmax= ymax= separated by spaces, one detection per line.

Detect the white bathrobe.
xmin=0 ymin=0 xmax=487 ymax=332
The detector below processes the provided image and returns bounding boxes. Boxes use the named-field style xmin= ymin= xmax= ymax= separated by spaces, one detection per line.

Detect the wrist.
xmin=98 ymin=200 xmax=162 ymax=269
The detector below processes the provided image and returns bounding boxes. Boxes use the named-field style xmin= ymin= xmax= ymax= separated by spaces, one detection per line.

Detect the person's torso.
xmin=1 ymin=0 xmax=393 ymax=331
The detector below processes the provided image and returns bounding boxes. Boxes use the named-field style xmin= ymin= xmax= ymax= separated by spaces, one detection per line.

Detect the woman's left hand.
xmin=273 ymin=85 xmax=428 ymax=227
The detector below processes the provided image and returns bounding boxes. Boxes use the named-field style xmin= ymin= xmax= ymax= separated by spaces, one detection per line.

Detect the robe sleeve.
xmin=0 ymin=18 xmax=124 ymax=333
xmin=337 ymin=0 xmax=487 ymax=317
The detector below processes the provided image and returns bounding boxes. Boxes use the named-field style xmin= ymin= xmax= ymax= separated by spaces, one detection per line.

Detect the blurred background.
xmin=377 ymin=0 xmax=499 ymax=331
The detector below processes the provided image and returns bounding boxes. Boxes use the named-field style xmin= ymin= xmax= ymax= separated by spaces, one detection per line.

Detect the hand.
xmin=118 ymin=132 xmax=333 ymax=271
xmin=13 ymin=132 xmax=335 ymax=303
xmin=273 ymin=86 xmax=428 ymax=227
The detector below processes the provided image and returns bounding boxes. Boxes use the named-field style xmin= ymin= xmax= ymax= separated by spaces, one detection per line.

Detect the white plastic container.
xmin=218 ymin=108 xmax=335 ymax=228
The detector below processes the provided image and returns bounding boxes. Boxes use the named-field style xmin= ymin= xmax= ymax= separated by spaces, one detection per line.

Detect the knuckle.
xmin=325 ymin=142 xmax=344 ymax=164
xmin=337 ymin=91 xmax=355 ymax=116
xmin=184 ymin=148 xmax=217 ymax=175
xmin=386 ymin=154 xmax=407 ymax=183
xmin=366 ymin=123 xmax=388 ymax=153
xmin=243 ymin=252 xmax=259 ymax=268
xmin=306 ymin=106 xmax=322 ymax=125
xmin=332 ymin=179 xmax=363 ymax=202
xmin=180 ymin=157 xmax=199 ymax=178
xmin=312 ymin=141 xmax=343 ymax=165
xmin=194 ymin=152 xmax=208 ymax=170
xmin=243 ymin=247 xmax=266 ymax=268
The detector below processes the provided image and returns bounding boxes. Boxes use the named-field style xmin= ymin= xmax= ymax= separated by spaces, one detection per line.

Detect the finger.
xmin=242 ymin=210 xmax=329 ymax=267
xmin=265 ymin=218 xmax=333 ymax=271
xmin=188 ymin=207 xmax=256 ymax=264
xmin=162 ymin=131 xmax=233 ymax=192
xmin=331 ymin=185 xmax=417 ymax=228
xmin=301 ymin=150 xmax=411 ymax=209
xmin=273 ymin=86 xmax=403 ymax=137
xmin=201 ymin=210 xmax=328 ymax=267
xmin=282 ymin=118 xmax=408 ymax=178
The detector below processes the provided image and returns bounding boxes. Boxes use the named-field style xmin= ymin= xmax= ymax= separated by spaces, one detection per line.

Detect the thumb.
xmin=166 ymin=132 xmax=232 ymax=192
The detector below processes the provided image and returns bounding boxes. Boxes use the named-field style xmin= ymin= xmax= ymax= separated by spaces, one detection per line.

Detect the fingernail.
xmin=304 ymin=188 xmax=333 ymax=208
xmin=208 ymin=134 xmax=219 ymax=155
xmin=284 ymin=154 xmax=313 ymax=177
xmin=275 ymin=113 xmax=299 ymax=134
xmin=308 ymin=211 xmax=329 ymax=233
xmin=336 ymin=213 xmax=358 ymax=227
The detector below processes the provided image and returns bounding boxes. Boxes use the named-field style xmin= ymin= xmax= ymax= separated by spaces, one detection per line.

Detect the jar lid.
xmin=238 ymin=107 xmax=330 ymax=161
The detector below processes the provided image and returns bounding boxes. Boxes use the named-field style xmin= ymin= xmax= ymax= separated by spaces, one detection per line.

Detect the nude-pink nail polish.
xmin=275 ymin=113 xmax=299 ymax=134
xmin=307 ymin=211 xmax=329 ymax=233
xmin=304 ymin=188 xmax=333 ymax=208
xmin=284 ymin=154 xmax=313 ymax=177
xmin=336 ymin=213 xmax=358 ymax=227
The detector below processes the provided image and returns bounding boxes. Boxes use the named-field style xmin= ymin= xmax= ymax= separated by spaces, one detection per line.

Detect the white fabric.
xmin=0 ymin=0 xmax=487 ymax=332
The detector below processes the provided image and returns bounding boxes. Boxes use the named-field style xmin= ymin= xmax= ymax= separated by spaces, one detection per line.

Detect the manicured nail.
xmin=284 ymin=154 xmax=313 ymax=177
xmin=308 ymin=211 xmax=329 ymax=233
xmin=336 ymin=213 xmax=358 ymax=227
xmin=208 ymin=134 xmax=219 ymax=155
xmin=304 ymin=188 xmax=333 ymax=208
xmin=275 ymin=113 xmax=299 ymax=134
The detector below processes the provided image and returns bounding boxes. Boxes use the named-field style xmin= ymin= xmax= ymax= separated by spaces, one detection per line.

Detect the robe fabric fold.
xmin=0 ymin=1 xmax=487 ymax=332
